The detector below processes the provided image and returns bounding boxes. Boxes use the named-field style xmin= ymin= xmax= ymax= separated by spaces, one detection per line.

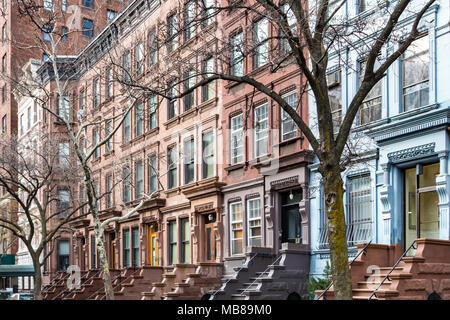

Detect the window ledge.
xmin=103 ymin=150 xmax=115 ymax=159
xmin=275 ymin=136 xmax=302 ymax=147
xmin=224 ymin=162 xmax=246 ymax=172
xmin=163 ymin=116 xmax=180 ymax=129
xmin=164 ymin=187 xmax=180 ymax=195
xmin=144 ymin=127 xmax=159 ymax=137
xmin=198 ymin=97 xmax=218 ymax=113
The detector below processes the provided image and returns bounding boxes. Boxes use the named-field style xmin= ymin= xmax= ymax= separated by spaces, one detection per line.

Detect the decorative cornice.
xmin=387 ymin=143 xmax=435 ymax=163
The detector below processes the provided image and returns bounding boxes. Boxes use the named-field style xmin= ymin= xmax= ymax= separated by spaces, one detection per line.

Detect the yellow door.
xmin=147 ymin=225 xmax=158 ymax=266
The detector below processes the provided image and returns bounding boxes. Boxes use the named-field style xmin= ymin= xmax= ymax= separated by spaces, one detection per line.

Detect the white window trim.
xmin=246 ymin=198 xmax=261 ymax=247
xmin=229 ymin=202 xmax=243 ymax=255
xmin=254 ymin=103 xmax=269 ymax=158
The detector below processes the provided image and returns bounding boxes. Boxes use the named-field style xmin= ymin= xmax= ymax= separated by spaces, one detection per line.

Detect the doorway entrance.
xmin=204 ymin=213 xmax=216 ymax=262
xmin=404 ymin=163 xmax=440 ymax=254
xmin=280 ymin=189 xmax=302 ymax=244
xmin=108 ymin=232 xmax=117 ymax=269
xmin=146 ymin=224 xmax=158 ymax=266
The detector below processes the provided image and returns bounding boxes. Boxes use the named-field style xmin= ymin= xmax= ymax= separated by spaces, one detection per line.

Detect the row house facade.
xmin=311 ymin=0 xmax=450 ymax=300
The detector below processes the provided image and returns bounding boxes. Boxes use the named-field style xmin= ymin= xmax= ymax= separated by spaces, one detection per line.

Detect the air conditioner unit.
xmin=327 ymin=70 xmax=341 ymax=87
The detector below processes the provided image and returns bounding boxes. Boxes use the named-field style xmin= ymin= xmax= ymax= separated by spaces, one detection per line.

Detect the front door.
xmin=146 ymin=224 xmax=158 ymax=266
xmin=404 ymin=163 xmax=440 ymax=254
xmin=204 ymin=213 xmax=216 ymax=262
xmin=109 ymin=233 xmax=117 ymax=269
xmin=281 ymin=189 xmax=302 ymax=244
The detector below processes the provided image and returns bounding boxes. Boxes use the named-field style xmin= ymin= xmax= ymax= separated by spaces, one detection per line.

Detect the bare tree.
xmin=109 ymin=0 xmax=437 ymax=299
xmin=0 ymin=134 xmax=88 ymax=299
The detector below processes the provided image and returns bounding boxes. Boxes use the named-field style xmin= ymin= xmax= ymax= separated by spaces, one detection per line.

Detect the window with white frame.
xmin=358 ymin=0 xmax=378 ymax=13
xmin=168 ymin=145 xmax=178 ymax=189
xmin=402 ymin=35 xmax=429 ymax=112
xmin=184 ymin=138 xmax=195 ymax=185
xmin=279 ymin=2 xmax=297 ymax=54
xmin=135 ymin=160 xmax=143 ymax=199
xmin=184 ymin=1 xmax=195 ymax=41
xmin=327 ymin=69 xmax=342 ymax=131
xmin=347 ymin=174 xmax=372 ymax=246
xmin=230 ymin=202 xmax=243 ymax=255
xmin=254 ymin=103 xmax=268 ymax=158
xmin=93 ymin=128 xmax=100 ymax=158
xmin=167 ymin=13 xmax=178 ymax=52
xmin=202 ymin=57 xmax=214 ymax=102
xmin=281 ymin=91 xmax=297 ymax=141
xmin=168 ymin=80 xmax=178 ymax=119
xmin=106 ymin=68 xmax=113 ymax=99
xmin=148 ymin=29 xmax=157 ymax=65
xmin=359 ymin=59 xmax=382 ymax=125
xmin=135 ymin=101 xmax=143 ymax=137
xmin=123 ymin=111 xmax=131 ymax=142
xmin=93 ymin=78 xmax=100 ymax=107
xmin=230 ymin=31 xmax=243 ymax=76
xmin=58 ymin=142 xmax=70 ymax=168
xmin=149 ymin=155 xmax=157 ymax=193
xmin=123 ymin=51 xmax=131 ymax=82
xmin=184 ymin=70 xmax=195 ymax=111
xmin=202 ymin=0 xmax=214 ymax=26
xmin=106 ymin=120 xmax=112 ymax=152
xmin=148 ymin=95 xmax=157 ymax=129
xmin=58 ymin=95 xmax=70 ymax=122
xmin=202 ymin=131 xmax=214 ymax=179
xmin=253 ymin=18 xmax=269 ymax=69
xmin=43 ymin=0 xmax=52 ymax=11
xmin=122 ymin=166 xmax=131 ymax=202
xmin=135 ymin=42 xmax=144 ymax=76
xmin=247 ymin=198 xmax=261 ymax=247
xmin=105 ymin=174 xmax=113 ymax=208
xmin=230 ymin=114 xmax=243 ymax=164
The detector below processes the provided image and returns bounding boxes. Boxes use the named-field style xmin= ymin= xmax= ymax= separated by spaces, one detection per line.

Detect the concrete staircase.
xmin=42 ymin=271 xmax=70 ymax=300
xmin=63 ymin=269 xmax=121 ymax=300
xmin=211 ymin=244 xmax=310 ymax=300
xmin=318 ymin=238 xmax=450 ymax=300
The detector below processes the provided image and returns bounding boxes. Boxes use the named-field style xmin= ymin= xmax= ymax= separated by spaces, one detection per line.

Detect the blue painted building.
xmin=308 ymin=0 xmax=449 ymax=277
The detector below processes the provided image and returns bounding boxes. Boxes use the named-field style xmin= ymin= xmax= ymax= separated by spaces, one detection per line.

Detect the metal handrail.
xmin=368 ymin=240 xmax=417 ymax=300
xmin=86 ymin=268 xmax=127 ymax=300
xmin=240 ymin=254 xmax=282 ymax=296
xmin=55 ymin=269 xmax=101 ymax=300
xmin=316 ymin=240 xmax=373 ymax=300
xmin=43 ymin=271 xmax=69 ymax=294
xmin=209 ymin=252 xmax=258 ymax=300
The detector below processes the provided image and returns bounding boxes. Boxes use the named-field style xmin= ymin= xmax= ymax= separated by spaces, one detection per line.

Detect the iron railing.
xmin=54 ymin=269 xmax=101 ymax=300
xmin=368 ymin=240 xmax=417 ymax=300
xmin=240 ymin=254 xmax=282 ymax=297
xmin=209 ymin=252 xmax=258 ymax=300
xmin=316 ymin=240 xmax=372 ymax=300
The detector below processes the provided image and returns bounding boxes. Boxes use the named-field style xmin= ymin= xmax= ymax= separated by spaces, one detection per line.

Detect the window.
xmin=253 ymin=18 xmax=269 ymax=68
xmin=106 ymin=174 xmax=113 ymax=208
xmin=43 ymin=23 xmax=52 ymax=41
xmin=202 ymin=0 xmax=214 ymax=27
xmin=82 ymin=19 xmax=94 ymax=38
xmin=19 ymin=114 xmax=23 ymax=136
xmin=27 ymin=107 xmax=31 ymax=130
xmin=58 ymin=142 xmax=70 ymax=168
xmin=62 ymin=0 xmax=67 ymax=11
xmin=135 ymin=160 xmax=143 ymax=199
xmin=58 ymin=189 xmax=70 ymax=216
xmin=131 ymin=227 xmax=139 ymax=267
xmin=180 ymin=218 xmax=190 ymax=263
xmin=327 ymin=69 xmax=342 ymax=130
xmin=230 ymin=114 xmax=243 ymax=164
xmin=1 ymin=115 xmax=6 ymax=133
xmin=2 ymin=24 xmax=6 ymax=43
xmin=123 ymin=167 xmax=131 ymax=202
xmin=1 ymin=84 xmax=5 ymax=103
xmin=168 ymin=81 xmax=178 ymax=119
xmin=184 ymin=138 xmax=195 ymax=185
xmin=148 ymin=29 xmax=157 ymax=65
xmin=61 ymin=26 xmax=68 ymax=41
xmin=402 ymin=36 xmax=429 ymax=112
xmin=58 ymin=95 xmax=70 ymax=122
xmin=106 ymin=120 xmax=113 ymax=152
xmin=123 ymin=111 xmax=131 ymax=142
xmin=247 ymin=198 xmax=261 ymax=247
xmin=82 ymin=0 xmax=93 ymax=8
xmin=135 ymin=43 xmax=144 ymax=76
xmin=149 ymin=155 xmax=157 ymax=193
xmin=168 ymin=145 xmax=178 ymax=189
xmin=93 ymin=78 xmax=100 ymax=107
xmin=359 ymin=0 xmax=378 ymax=13
xmin=230 ymin=202 xmax=243 ymax=255
xmin=123 ymin=51 xmax=131 ymax=82
xmin=280 ymin=3 xmax=297 ymax=54
xmin=202 ymin=131 xmax=214 ymax=179
xmin=230 ymin=31 xmax=243 ymax=76
xmin=107 ymin=9 xmax=116 ymax=23
xmin=79 ymin=89 xmax=86 ymax=111
xmin=347 ymin=175 xmax=372 ymax=246
xmin=123 ymin=229 xmax=130 ymax=267
xmin=184 ymin=70 xmax=195 ymax=111
xmin=202 ymin=57 xmax=214 ymax=102
xmin=93 ymin=128 xmax=100 ymax=158
xmin=57 ymin=240 xmax=70 ymax=271
xmin=359 ymin=60 xmax=382 ymax=125
xmin=135 ymin=101 xmax=143 ymax=137
xmin=1 ymin=54 xmax=5 ymax=73
xmin=148 ymin=95 xmax=157 ymax=130
xmin=254 ymin=104 xmax=268 ymax=158
xmin=106 ymin=68 xmax=113 ymax=99
xmin=184 ymin=1 xmax=195 ymax=41
xmin=43 ymin=0 xmax=52 ymax=11
xmin=168 ymin=220 xmax=177 ymax=265
xmin=90 ymin=235 xmax=97 ymax=268
xmin=281 ymin=91 xmax=297 ymax=141
xmin=167 ymin=13 xmax=178 ymax=52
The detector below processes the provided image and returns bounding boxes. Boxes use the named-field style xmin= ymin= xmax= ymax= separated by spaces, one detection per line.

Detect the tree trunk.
xmin=322 ymin=168 xmax=352 ymax=300
xmin=93 ymin=212 xmax=115 ymax=300
xmin=32 ymin=257 xmax=43 ymax=300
